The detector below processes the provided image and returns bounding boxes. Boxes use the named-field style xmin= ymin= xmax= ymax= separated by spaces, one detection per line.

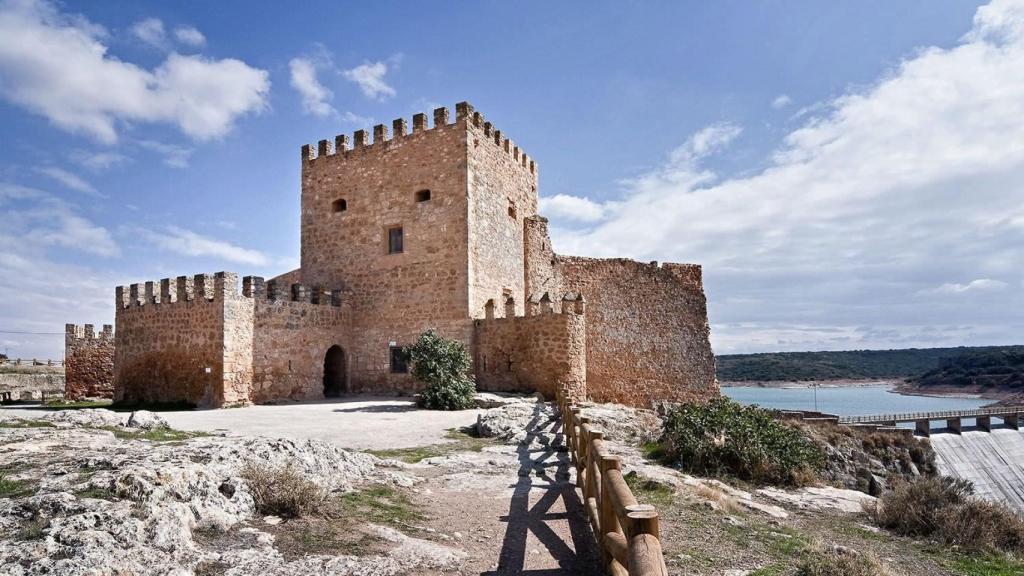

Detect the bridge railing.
xmin=839 ymin=406 xmax=1022 ymax=424
xmin=556 ymin=385 xmax=669 ymax=576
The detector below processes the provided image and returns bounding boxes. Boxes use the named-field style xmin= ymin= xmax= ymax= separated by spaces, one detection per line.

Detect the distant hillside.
xmin=716 ymin=346 xmax=1023 ymax=382
xmin=910 ymin=347 xmax=1024 ymax=392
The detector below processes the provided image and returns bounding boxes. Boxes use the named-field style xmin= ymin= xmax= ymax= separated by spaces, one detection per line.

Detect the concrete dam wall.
xmin=931 ymin=428 xmax=1024 ymax=515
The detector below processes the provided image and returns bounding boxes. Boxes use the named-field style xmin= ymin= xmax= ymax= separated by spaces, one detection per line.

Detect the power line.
xmin=0 ymin=330 xmax=65 ymax=335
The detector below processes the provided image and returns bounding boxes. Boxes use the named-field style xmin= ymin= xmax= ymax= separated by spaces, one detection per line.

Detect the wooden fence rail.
xmin=556 ymin=385 xmax=669 ymax=576
xmin=0 ymin=358 xmax=64 ymax=367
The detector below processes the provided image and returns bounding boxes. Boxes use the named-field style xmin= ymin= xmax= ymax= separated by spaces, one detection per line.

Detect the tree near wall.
xmin=407 ymin=330 xmax=477 ymax=410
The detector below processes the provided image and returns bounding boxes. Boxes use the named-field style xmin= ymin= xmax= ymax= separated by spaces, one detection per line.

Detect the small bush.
xmin=240 ymin=463 xmax=325 ymax=519
xmin=873 ymin=476 xmax=1024 ymax=552
xmin=406 ymin=330 xmax=476 ymax=411
xmin=657 ymin=397 xmax=823 ymax=485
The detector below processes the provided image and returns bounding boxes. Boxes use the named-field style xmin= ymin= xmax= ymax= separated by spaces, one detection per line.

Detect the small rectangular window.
xmin=389 ymin=346 xmax=409 ymax=373
xmin=388 ymin=226 xmax=403 ymax=254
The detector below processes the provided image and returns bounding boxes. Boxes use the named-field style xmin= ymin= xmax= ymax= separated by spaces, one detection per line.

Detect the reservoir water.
xmin=722 ymin=384 xmax=989 ymax=416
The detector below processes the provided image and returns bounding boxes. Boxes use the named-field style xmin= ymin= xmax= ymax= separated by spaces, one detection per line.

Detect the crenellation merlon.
xmin=301 ymin=101 xmax=536 ymax=174
xmin=242 ymin=276 xmax=341 ymax=307
xmin=65 ymin=323 xmax=114 ymax=341
xmin=479 ymin=291 xmax=585 ymax=322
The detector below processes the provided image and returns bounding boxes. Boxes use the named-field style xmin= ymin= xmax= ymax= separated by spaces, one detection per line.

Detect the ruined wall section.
xmin=245 ymin=277 xmax=349 ymax=403
xmin=473 ymin=293 xmax=586 ymax=400
xmin=113 ymin=272 xmax=249 ymax=408
xmin=524 ymin=216 xmax=562 ymax=299
xmin=300 ymin=106 xmax=472 ymax=392
xmin=558 ymin=257 xmax=717 ymax=407
xmin=64 ymin=324 xmax=114 ymax=400
xmin=464 ymin=103 xmax=540 ymax=319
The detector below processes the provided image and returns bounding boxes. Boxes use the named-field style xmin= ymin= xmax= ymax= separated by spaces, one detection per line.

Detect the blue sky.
xmin=1 ymin=0 xmax=1022 ymax=358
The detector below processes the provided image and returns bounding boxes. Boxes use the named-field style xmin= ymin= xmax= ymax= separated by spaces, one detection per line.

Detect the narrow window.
xmin=388 ymin=226 xmax=404 ymax=254
xmin=389 ymin=346 xmax=409 ymax=373
xmin=508 ymin=199 xmax=517 ymax=219
xmin=415 ymin=189 xmax=431 ymax=202
xmin=332 ymin=198 xmax=347 ymax=213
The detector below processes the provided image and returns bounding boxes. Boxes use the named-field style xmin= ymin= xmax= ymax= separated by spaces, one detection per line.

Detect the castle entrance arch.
xmin=323 ymin=345 xmax=347 ymax=397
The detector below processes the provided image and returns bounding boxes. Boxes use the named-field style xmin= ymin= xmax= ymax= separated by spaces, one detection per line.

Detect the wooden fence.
xmin=556 ymin=385 xmax=669 ymax=576
xmin=0 ymin=358 xmax=64 ymax=367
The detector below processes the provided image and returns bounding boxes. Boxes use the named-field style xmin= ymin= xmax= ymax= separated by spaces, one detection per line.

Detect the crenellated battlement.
xmin=241 ymin=276 xmax=345 ymax=307
xmin=65 ymin=323 xmax=113 ymax=341
xmin=482 ymin=291 xmax=585 ymax=321
xmin=115 ymin=272 xmax=348 ymax=310
xmin=301 ymin=101 xmax=536 ymax=175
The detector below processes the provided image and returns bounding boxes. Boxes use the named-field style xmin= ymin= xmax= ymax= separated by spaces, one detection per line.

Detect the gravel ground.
xmin=0 ymin=396 xmax=485 ymax=450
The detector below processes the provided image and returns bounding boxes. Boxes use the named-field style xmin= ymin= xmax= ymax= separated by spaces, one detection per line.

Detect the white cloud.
xmin=0 ymin=182 xmax=118 ymax=258
xmin=927 ymin=279 xmax=1009 ymax=295
xmin=129 ymin=17 xmax=165 ymax=49
xmin=0 ymin=0 xmax=270 ymax=143
xmin=136 ymin=139 xmax=193 ymax=168
xmin=540 ymin=194 xmax=607 ymax=223
xmin=342 ymin=60 xmax=396 ymax=100
xmin=289 ymin=56 xmax=336 ymax=117
xmin=137 ymin=225 xmax=269 ymax=266
xmin=771 ymin=94 xmax=792 ymax=109
xmin=173 ymin=25 xmax=205 ymax=47
xmin=70 ymin=149 xmax=130 ymax=171
xmin=35 ymin=166 xmax=102 ymax=197
xmin=548 ymin=0 xmax=1024 ymax=353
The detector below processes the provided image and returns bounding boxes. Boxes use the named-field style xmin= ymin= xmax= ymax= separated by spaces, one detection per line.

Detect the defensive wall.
xmin=474 ymin=292 xmax=586 ymax=400
xmin=524 ymin=216 xmax=717 ymax=407
xmin=64 ymin=323 xmax=114 ymax=400
xmin=114 ymin=272 xmax=345 ymax=408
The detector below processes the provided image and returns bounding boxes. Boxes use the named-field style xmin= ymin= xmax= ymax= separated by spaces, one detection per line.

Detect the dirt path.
xmin=412 ymin=403 xmax=600 ymax=575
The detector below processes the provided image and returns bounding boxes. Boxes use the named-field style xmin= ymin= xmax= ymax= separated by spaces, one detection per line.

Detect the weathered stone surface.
xmin=472 ymin=391 xmax=535 ymax=409
xmin=64 ymin=324 xmax=114 ymax=400
xmin=0 ymin=418 xmax=425 ymax=576
xmin=475 ymin=402 xmax=557 ymax=445
xmin=126 ymin=410 xmax=169 ymax=430
xmin=757 ymin=486 xmax=877 ymax=513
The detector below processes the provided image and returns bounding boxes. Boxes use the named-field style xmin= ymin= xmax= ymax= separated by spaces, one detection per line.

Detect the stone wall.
xmin=114 ymin=273 xmax=244 ymax=408
xmin=248 ymin=278 xmax=349 ymax=403
xmin=64 ymin=323 xmax=114 ymax=400
xmin=473 ymin=294 xmax=586 ymax=400
xmin=0 ymin=372 xmax=64 ymax=401
xmin=465 ymin=103 xmax=539 ymax=319
xmin=559 ymin=257 xmax=717 ymax=407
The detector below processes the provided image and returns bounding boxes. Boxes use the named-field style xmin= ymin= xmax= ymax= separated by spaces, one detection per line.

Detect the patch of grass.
xmin=100 ymin=426 xmax=209 ymax=442
xmin=108 ymin=400 xmax=196 ymax=412
xmin=623 ymin=472 xmax=676 ymax=508
xmin=0 ymin=418 xmax=56 ymax=429
xmin=0 ymin=473 xmax=35 ymax=498
xmin=44 ymin=399 xmax=113 ymax=410
xmin=193 ymin=560 xmax=229 ymax=576
xmin=14 ymin=515 xmax=49 ymax=541
xmin=337 ymin=486 xmax=424 ymax=527
xmin=367 ymin=427 xmax=497 ymax=463
xmin=75 ymin=485 xmax=116 ymax=500
xmin=750 ymin=564 xmax=786 ymax=576
xmin=640 ymin=440 xmax=665 ymax=460
xmin=796 ymin=546 xmax=892 ymax=576
xmin=241 ymin=463 xmax=326 ymax=519
xmin=949 ymin=553 xmax=1024 ymax=576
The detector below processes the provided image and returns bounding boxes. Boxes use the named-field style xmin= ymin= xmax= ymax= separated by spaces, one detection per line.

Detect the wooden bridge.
xmin=838 ymin=406 xmax=1024 ymax=437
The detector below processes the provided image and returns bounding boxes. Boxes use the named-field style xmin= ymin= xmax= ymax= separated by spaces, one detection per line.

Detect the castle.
xmin=74 ymin=102 xmax=716 ymax=408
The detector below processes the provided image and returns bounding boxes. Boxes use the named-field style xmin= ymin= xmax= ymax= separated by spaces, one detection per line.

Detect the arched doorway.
xmin=323 ymin=345 xmax=347 ymax=397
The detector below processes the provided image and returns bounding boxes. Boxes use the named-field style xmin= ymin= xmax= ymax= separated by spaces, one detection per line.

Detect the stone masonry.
xmin=64 ymin=324 xmax=114 ymax=400
xmin=103 ymin=101 xmax=717 ymax=408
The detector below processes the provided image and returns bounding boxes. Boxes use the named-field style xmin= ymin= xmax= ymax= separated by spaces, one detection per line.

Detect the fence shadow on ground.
xmin=482 ymin=403 xmax=599 ymax=576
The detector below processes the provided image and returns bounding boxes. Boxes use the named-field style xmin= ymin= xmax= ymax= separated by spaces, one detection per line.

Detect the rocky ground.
xmin=1 ymin=399 xmax=1018 ymax=576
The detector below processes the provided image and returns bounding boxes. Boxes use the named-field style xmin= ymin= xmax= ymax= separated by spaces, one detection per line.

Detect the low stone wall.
xmin=473 ymin=294 xmax=586 ymax=400
xmin=0 ymin=372 xmax=65 ymax=401
xmin=65 ymin=324 xmax=114 ymax=400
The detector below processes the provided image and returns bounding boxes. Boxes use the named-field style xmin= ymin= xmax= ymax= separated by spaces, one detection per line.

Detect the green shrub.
xmin=657 ymin=397 xmax=823 ymax=485
xmin=796 ymin=546 xmax=891 ymax=576
xmin=406 ymin=330 xmax=476 ymax=411
xmin=873 ymin=476 xmax=1024 ymax=552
